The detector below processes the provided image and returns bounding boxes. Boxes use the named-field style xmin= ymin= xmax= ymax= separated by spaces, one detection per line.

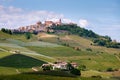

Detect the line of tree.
xmin=1 ymin=28 xmax=12 ymax=35
xmin=51 ymin=24 xmax=120 ymax=48
xmin=51 ymin=24 xmax=99 ymax=38
xmin=1 ymin=28 xmax=33 ymax=40
xmin=93 ymin=38 xmax=120 ymax=48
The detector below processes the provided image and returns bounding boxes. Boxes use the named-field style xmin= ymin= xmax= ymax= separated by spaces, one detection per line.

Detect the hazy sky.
xmin=0 ymin=0 xmax=120 ymax=41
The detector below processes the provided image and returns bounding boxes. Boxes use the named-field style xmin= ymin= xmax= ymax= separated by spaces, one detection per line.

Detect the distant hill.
xmin=50 ymin=24 xmax=120 ymax=48
xmin=1 ymin=23 xmax=120 ymax=49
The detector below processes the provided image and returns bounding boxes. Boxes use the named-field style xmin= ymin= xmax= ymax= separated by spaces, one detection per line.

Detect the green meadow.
xmin=0 ymin=32 xmax=120 ymax=79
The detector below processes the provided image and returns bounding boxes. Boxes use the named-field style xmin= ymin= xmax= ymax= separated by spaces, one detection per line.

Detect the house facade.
xmin=41 ymin=61 xmax=78 ymax=70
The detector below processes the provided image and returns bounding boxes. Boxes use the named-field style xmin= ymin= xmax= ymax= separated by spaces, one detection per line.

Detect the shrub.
xmin=88 ymin=58 xmax=91 ymax=60
xmin=70 ymin=68 xmax=81 ymax=76
xmin=66 ymin=63 xmax=74 ymax=70
xmin=91 ymin=75 xmax=102 ymax=78
xmin=62 ymin=43 xmax=69 ymax=47
xmin=78 ymin=65 xmax=86 ymax=71
xmin=1 ymin=28 xmax=12 ymax=35
xmin=74 ymin=47 xmax=81 ymax=51
xmin=42 ymin=65 xmax=52 ymax=71
xmin=114 ymin=68 xmax=119 ymax=71
xmin=86 ymin=48 xmax=92 ymax=51
xmin=25 ymin=32 xmax=32 ymax=39
xmin=106 ymin=68 xmax=114 ymax=72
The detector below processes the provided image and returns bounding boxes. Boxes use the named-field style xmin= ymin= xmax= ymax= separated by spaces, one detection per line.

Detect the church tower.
xmin=59 ymin=19 xmax=62 ymax=24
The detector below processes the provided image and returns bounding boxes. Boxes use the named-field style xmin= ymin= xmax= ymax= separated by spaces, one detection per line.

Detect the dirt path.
xmin=21 ymin=51 xmax=55 ymax=60
xmin=16 ymin=69 xmax=21 ymax=74
xmin=32 ymin=67 xmax=38 ymax=71
xmin=115 ymin=55 xmax=120 ymax=62
xmin=0 ymin=48 xmax=8 ymax=52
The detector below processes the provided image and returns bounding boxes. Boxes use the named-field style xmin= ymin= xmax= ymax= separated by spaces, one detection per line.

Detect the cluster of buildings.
xmin=13 ymin=19 xmax=62 ymax=33
xmin=42 ymin=61 xmax=78 ymax=70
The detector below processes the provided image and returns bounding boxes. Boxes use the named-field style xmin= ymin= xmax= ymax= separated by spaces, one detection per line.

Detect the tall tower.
xmin=59 ymin=19 xmax=62 ymax=24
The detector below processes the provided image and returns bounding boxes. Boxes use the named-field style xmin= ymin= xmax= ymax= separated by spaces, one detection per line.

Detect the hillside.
xmin=0 ymin=54 xmax=46 ymax=68
xmin=51 ymin=24 xmax=120 ymax=48
xmin=33 ymin=34 xmax=120 ymax=70
xmin=0 ymin=29 xmax=120 ymax=79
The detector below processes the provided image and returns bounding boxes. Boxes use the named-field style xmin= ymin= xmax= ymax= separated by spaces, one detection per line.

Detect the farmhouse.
xmin=41 ymin=61 xmax=78 ymax=70
xmin=53 ymin=61 xmax=67 ymax=70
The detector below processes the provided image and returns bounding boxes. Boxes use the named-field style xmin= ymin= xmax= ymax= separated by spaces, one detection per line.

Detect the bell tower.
xmin=59 ymin=19 xmax=61 ymax=24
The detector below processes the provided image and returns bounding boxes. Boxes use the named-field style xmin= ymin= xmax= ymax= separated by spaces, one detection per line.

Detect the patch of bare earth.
xmin=60 ymin=35 xmax=71 ymax=41
xmin=37 ymin=33 xmax=57 ymax=38
xmin=105 ymin=70 xmax=120 ymax=77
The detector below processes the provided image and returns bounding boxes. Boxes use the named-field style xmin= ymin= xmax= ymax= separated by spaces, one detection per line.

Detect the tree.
xmin=66 ymin=63 xmax=74 ymax=70
xmin=8 ymin=29 xmax=12 ymax=35
xmin=70 ymin=68 xmax=81 ymax=76
xmin=106 ymin=67 xmax=114 ymax=72
xmin=78 ymin=65 xmax=86 ymax=71
xmin=25 ymin=32 xmax=32 ymax=39
xmin=86 ymin=48 xmax=92 ymax=52
xmin=42 ymin=65 xmax=51 ymax=71
xmin=1 ymin=28 xmax=6 ymax=32
xmin=1 ymin=28 xmax=12 ymax=35
xmin=104 ymin=35 xmax=112 ymax=42
xmin=66 ymin=63 xmax=81 ymax=76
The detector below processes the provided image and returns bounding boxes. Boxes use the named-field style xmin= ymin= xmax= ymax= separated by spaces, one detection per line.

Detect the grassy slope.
xmin=0 ymin=32 xmax=120 ymax=78
xmin=27 ymin=46 xmax=86 ymax=57
xmin=0 ymin=71 xmax=119 ymax=80
xmin=0 ymin=74 xmax=105 ymax=80
xmin=34 ymin=33 xmax=120 ymax=70
xmin=0 ymin=51 xmax=11 ymax=58
xmin=38 ymin=34 xmax=120 ymax=54
xmin=0 ymin=54 xmax=46 ymax=68
xmin=27 ymin=46 xmax=120 ymax=70
xmin=0 ymin=31 xmax=38 ymax=42
xmin=0 ymin=53 xmax=47 ymax=75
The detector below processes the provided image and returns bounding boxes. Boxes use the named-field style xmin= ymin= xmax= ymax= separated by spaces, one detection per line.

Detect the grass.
xmin=81 ymin=70 xmax=112 ymax=78
xmin=0 ymin=54 xmax=47 ymax=68
xmin=39 ymin=34 xmax=120 ymax=54
xmin=27 ymin=41 xmax=61 ymax=47
xmin=7 ymin=38 xmax=61 ymax=47
xmin=26 ymin=45 xmax=120 ymax=70
xmin=0 ymin=52 xmax=11 ymax=58
xmin=0 ymin=43 xmax=24 ymax=48
xmin=0 ymin=67 xmax=18 ymax=75
xmin=26 ymin=46 xmax=87 ymax=57
xmin=64 ymin=53 xmax=120 ymax=70
xmin=24 ymin=70 xmax=76 ymax=77
xmin=26 ymin=46 xmax=120 ymax=70
xmin=0 ymin=32 xmax=120 ymax=79
xmin=0 ymin=72 xmax=112 ymax=80
xmin=0 ymin=45 xmax=55 ymax=63
xmin=22 ymin=53 xmax=56 ymax=63
xmin=32 ymin=34 xmax=120 ymax=71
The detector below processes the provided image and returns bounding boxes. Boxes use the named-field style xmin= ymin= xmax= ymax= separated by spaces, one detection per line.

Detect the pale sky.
xmin=0 ymin=0 xmax=120 ymax=41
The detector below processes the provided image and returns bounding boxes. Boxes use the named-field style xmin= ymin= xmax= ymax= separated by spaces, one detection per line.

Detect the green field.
xmin=27 ymin=46 xmax=86 ymax=57
xmin=0 ymin=74 xmax=104 ymax=80
xmin=0 ymin=54 xmax=46 ymax=68
xmin=0 ymin=70 xmax=118 ymax=80
xmin=26 ymin=46 xmax=120 ymax=71
xmin=0 ymin=32 xmax=120 ymax=79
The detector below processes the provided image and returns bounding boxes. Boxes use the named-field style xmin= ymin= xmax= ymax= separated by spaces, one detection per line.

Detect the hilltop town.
xmin=12 ymin=19 xmax=76 ymax=33
xmin=12 ymin=19 xmax=62 ymax=33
